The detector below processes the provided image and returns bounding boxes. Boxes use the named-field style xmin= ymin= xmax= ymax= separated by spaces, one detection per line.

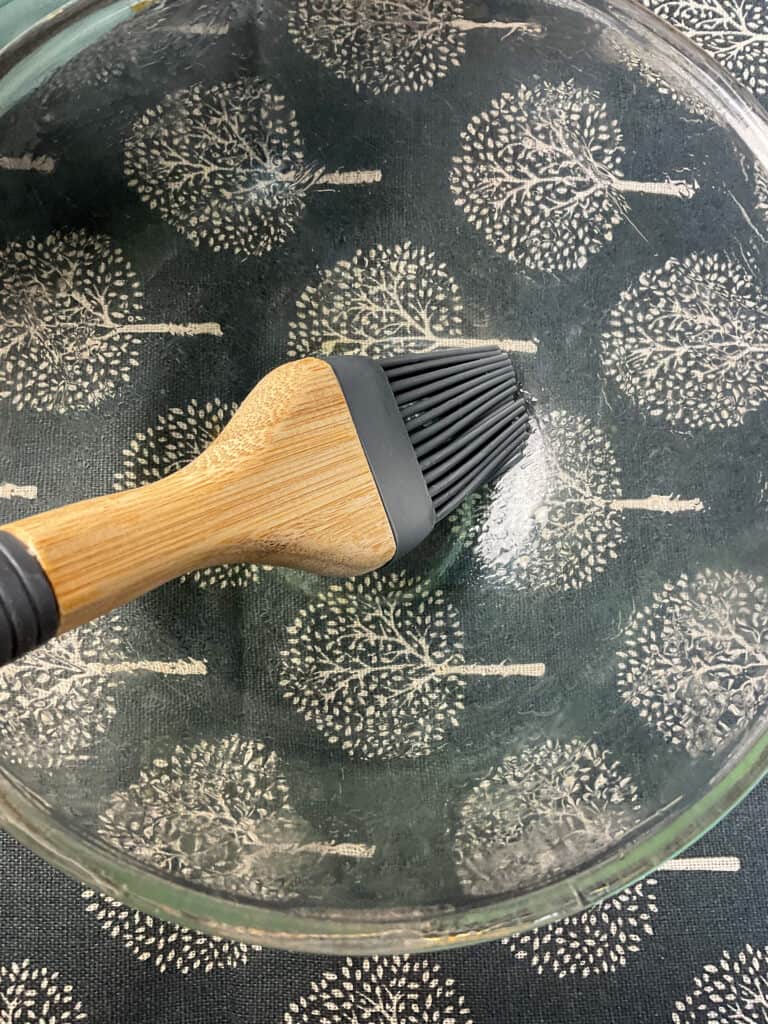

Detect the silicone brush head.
xmin=324 ymin=346 xmax=532 ymax=559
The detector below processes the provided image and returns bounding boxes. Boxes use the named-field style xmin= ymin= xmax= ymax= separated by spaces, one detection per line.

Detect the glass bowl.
xmin=0 ymin=0 xmax=767 ymax=954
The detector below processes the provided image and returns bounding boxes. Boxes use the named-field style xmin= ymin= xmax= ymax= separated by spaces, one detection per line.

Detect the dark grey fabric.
xmin=0 ymin=0 xmax=767 ymax=1020
xmin=0 ymin=789 xmax=763 ymax=1022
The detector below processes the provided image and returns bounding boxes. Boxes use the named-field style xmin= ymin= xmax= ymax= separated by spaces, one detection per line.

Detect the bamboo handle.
xmin=3 ymin=473 xmax=223 ymax=634
xmin=0 ymin=358 xmax=396 ymax=664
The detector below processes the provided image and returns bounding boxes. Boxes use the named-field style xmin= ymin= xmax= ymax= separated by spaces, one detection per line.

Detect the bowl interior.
xmin=0 ymin=0 xmax=767 ymax=953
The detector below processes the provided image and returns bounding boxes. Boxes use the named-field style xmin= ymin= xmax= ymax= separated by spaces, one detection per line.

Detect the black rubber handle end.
xmin=0 ymin=531 xmax=59 ymax=668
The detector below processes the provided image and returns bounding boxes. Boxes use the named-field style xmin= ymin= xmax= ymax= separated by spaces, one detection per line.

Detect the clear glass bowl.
xmin=0 ymin=0 xmax=767 ymax=954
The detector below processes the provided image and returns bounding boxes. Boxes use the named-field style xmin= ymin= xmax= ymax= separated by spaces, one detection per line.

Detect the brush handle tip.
xmin=0 ymin=531 xmax=59 ymax=667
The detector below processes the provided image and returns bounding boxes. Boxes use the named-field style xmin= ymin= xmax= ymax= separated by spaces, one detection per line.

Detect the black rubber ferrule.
xmin=322 ymin=356 xmax=436 ymax=562
xmin=0 ymin=530 xmax=59 ymax=667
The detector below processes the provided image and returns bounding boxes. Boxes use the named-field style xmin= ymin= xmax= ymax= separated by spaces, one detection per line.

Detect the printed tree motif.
xmin=644 ymin=0 xmax=768 ymax=95
xmin=113 ymin=397 xmax=267 ymax=588
xmin=98 ymin=734 xmax=375 ymax=901
xmin=602 ymin=250 xmax=768 ymax=430
xmin=451 ymin=409 xmax=703 ymax=591
xmin=661 ymin=856 xmax=741 ymax=871
xmin=450 ymin=79 xmax=697 ymax=271
xmin=288 ymin=242 xmax=538 ymax=358
xmin=0 ymin=617 xmax=206 ymax=771
xmin=284 ymin=956 xmax=473 ymax=1024
xmin=35 ymin=2 xmax=239 ymax=103
xmin=288 ymin=0 xmax=540 ymax=95
xmin=503 ymin=879 xmax=659 ymax=978
xmin=0 ymin=960 xmax=86 ymax=1023
xmin=0 ymin=230 xmax=221 ymax=414
xmin=616 ymin=568 xmax=768 ymax=757
xmin=599 ymin=32 xmax=712 ymax=117
xmin=673 ymin=944 xmax=768 ymax=1022
xmin=152 ymin=0 xmax=247 ymax=36
xmin=124 ymin=78 xmax=381 ymax=258
xmin=0 ymin=153 xmax=56 ymax=173
xmin=0 ymin=482 xmax=36 ymax=501
xmin=81 ymin=891 xmax=254 ymax=973
xmin=280 ymin=571 xmax=545 ymax=760
xmin=755 ymin=161 xmax=768 ymax=225
xmin=731 ymin=159 xmax=768 ymax=242
xmin=453 ymin=738 xmax=641 ymax=895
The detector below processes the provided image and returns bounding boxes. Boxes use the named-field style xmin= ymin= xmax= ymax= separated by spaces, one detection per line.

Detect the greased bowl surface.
xmin=0 ymin=0 xmax=767 ymax=953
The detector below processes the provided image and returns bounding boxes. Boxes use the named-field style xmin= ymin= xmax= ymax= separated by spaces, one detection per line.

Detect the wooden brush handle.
xmin=3 ymin=475 xmax=220 ymax=632
xmin=0 ymin=359 xmax=396 ymax=662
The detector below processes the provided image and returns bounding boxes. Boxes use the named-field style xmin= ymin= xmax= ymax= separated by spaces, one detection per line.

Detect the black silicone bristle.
xmin=377 ymin=347 xmax=532 ymax=522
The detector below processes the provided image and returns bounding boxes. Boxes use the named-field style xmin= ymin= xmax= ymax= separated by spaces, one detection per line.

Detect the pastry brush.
xmin=0 ymin=347 xmax=531 ymax=667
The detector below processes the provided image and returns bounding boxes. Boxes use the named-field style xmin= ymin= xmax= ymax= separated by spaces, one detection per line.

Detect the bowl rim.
xmin=1 ymin=0 xmax=768 ymax=955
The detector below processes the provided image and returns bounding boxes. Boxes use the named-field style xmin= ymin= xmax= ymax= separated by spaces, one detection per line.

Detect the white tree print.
xmin=0 ymin=616 xmax=206 ymax=771
xmin=451 ymin=409 xmax=703 ymax=591
xmin=113 ymin=397 xmax=267 ymax=588
xmin=280 ymin=571 xmax=545 ymax=760
xmin=503 ymin=879 xmax=659 ymax=978
xmin=733 ymin=158 xmax=768 ymax=242
xmin=661 ymin=855 xmax=741 ymax=871
xmin=755 ymin=160 xmax=768 ymax=225
xmin=98 ymin=734 xmax=374 ymax=901
xmin=673 ymin=944 xmax=768 ymax=1022
xmin=152 ymin=0 xmax=246 ymax=36
xmin=81 ymin=890 xmax=254 ymax=974
xmin=644 ymin=0 xmax=768 ymax=95
xmin=602 ymin=250 xmax=768 ymax=430
xmin=0 ymin=482 xmax=37 ymax=501
xmin=0 ymin=229 xmax=221 ymax=414
xmin=0 ymin=960 xmax=86 ymax=1023
xmin=616 ymin=568 xmax=768 ymax=757
xmin=450 ymin=79 xmax=697 ymax=272
xmin=453 ymin=738 xmax=640 ymax=895
xmin=599 ymin=32 xmax=712 ymax=117
xmin=0 ymin=154 xmax=56 ymax=174
xmin=288 ymin=242 xmax=538 ymax=358
xmin=288 ymin=0 xmax=540 ymax=95
xmin=125 ymin=78 xmax=381 ymax=257
xmin=36 ymin=1 xmax=240 ymax=101
xmin=283 ymin=956 xmax=473 ymax=1024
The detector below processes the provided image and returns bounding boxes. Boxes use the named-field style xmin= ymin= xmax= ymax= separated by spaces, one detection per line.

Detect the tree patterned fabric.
xmin=0 ymin=797 xmax=763 ymax=1022
xmin=1 ymin=0 xmax=768 ymax=1021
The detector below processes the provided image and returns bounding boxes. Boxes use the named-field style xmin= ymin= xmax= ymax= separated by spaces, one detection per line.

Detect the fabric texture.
xmin=0 ymin=0 xmax=767 ymax=1020
xmin=0 ymin=792 xmax=764 ymax=1022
